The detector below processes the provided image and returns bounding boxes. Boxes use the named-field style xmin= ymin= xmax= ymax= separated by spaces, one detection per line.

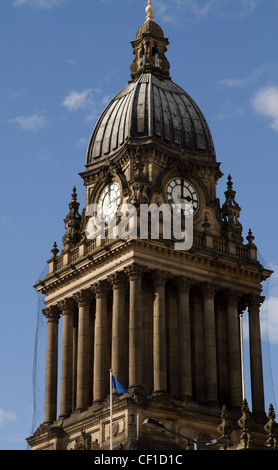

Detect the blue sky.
xmin=1 ymin=0 xmax=278 ymax=450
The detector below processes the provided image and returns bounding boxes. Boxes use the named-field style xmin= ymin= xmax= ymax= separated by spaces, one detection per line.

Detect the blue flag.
xmin=112 ymin=376 xmax=129 ymax=394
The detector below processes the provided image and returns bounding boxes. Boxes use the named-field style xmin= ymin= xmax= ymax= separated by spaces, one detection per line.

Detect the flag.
xmin=112 ymin=375 xmax=129 ymax=394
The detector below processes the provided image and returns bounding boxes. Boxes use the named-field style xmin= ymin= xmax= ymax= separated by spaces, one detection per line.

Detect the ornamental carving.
xmin=128 ymin=149 xmax=151 ymax=206
xmin=264 ymin=404 xmax=278 ymax=449
xmin=73 ymin=289 xmax=91 ymax=306
xmin=62 ymin=187 xmax=82 ymax=250
xmin=129 ymin=180 xmax=150 ymax=206
xmin=238 ymin=399 xmax=254 ymax=449
xmin=221 ymin=175 xmax=243 ymax=241
xmin=73 ymin=430 xmax=92 ymax=451
xmin=43 ymin=305 xmax=60 ymax=322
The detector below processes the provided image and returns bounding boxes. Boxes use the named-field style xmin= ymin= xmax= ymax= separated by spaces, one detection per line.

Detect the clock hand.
xmin=106 ymin=197 xmax=117 ymax=208
xmin=181 ymin=179 xmax=184 ymax=199
xmin=177 ymin=194 xmax=191 ymax=202
xmin=180 ymin=180 xmax=192 ymax=203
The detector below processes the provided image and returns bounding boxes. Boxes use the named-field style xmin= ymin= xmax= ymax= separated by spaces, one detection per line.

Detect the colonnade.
xmin=43 ymin=264 xmax=265 ymax=424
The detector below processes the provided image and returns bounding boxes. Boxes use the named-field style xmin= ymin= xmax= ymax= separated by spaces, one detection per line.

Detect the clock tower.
xmin=27 ymin=1 xmax=275 ymax=451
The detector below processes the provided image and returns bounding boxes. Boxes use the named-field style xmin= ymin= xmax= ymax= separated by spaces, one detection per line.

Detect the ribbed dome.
xmin=86 ymin=73 xmax=215 ymax=165
xmin=136 ymin=19 xmax=164 ymax=40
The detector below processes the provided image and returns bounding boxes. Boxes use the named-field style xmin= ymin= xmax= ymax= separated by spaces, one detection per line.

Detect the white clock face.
xmin=98 ymin=182 xmax=121 ymax=222
xmin=166 ymin=178 xmax=199 ymax=216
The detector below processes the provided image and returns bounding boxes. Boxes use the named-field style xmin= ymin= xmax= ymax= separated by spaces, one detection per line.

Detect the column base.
xmin=150 ymin=391 xmax=170 ymax=403
xmin=128 ymin=386 xmax=145 ymax=398
xmin=73 ymin=407 xmax=87 ymax=414
xmin=206 ymin=400 xmax=219 ymax=408
xmin=58 ymin=413 xmax=70 ymax=419
xmin=181 ymin=394 xmax=194 ymax=403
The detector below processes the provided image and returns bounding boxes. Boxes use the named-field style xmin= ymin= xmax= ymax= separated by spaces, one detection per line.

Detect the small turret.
xmin=62 ymin=187 xmax=81 ymax=251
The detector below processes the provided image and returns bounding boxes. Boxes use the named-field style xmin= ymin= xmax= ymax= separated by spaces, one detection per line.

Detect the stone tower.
xmin=27 ymin=2 xmax=275 ymax=451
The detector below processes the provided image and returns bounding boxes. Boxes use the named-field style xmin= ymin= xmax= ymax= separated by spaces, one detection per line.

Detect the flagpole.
xmin=110 ymin=369 xmax=113 ymax=450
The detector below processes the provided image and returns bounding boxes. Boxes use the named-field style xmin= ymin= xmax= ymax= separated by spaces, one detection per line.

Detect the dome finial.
xmin=145 ymin=0 xmax=154 ymax=22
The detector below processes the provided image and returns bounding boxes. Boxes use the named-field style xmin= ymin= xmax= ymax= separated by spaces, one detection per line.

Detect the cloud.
xmin=156 ymin=0 xmax=262 ymax=23
xmin=260 ymin=266 xmax=278 ymax=344
xmin=251 ymin=86 xmax=278 ymax=132
xmin=240 ymin=0 xmax=262 ymax=16
xmin=8 ymin=111 xmax=50 ymax=132
xmin=61 ymin=88 xmax=104 ymax=122
xmin=261 ymin=296 xmax=278 ymax=345
xmin=0 ymin=410 xmax=16 ymax=426
xmin=76 ymin=137 xmax=88 ymax=148
xmin=219 ymin=64 xmax=277 ymax=91
xmin=214 ymin=106 xmax=244 ymax=121
xmin=12 ymin=0 xmax=68 ymax=9
xmin=62 ymin=89 xmax=95 ymax=112
xmin=38 ymin=148 xmax=52 ymax=163
xmin=219 ymin=67 xmax=267 ymax=90
xmin=66 ymin=59 xmax=77 ymax=66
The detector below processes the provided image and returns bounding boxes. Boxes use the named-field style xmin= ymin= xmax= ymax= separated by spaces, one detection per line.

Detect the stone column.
xmin=111 ymin=272 xmax=127 ymax=385
xmin=74 ymin=290 xmax=91 ymax=411
xmin=248 ymin=295 xmax=265 ymax=415
xmin=202 ymin=284 xmax=218 ymax=404
xmin=127 ymin=264 xmax=144 ymax=393
xmin=177 ymin=277 xmax=192 ymax=400
xmin=192 ymin=290 xmax=205 ymax=403
xmin=153 ymin=271 xmax=167 ymax=394
xmin=72 ymin=313 xmax=78 ymax=413
xmin=58 ymin=298 xmax=74 ymax=418
xmin=43 ymin=306 xmax=60 ymax=424
xmin=93 ymin=281 xmax=109 ymax=402
xmin=226 ymin=291 xmax=242 ymax=409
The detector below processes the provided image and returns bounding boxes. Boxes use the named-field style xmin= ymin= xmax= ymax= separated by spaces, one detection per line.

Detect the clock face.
xmin=97 ymin=182 xmax=121 ymax=222
xmin=165 ymin=178 xmax=199 ymax=216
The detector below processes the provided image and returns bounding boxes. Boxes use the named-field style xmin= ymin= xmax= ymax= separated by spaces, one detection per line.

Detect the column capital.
xmin=108 ymin=271 xmax=126 ymax=289
xmin=57 ymin=297 xmax=75 ymax=315
xmin=177 ymin=275 xmax=191 ymax=292
xmin=43 ymin=305 xmax=60 ymax=322
xmin=201 ymin=282 xmax=216 ymax=299
xmin=151 ymin=269 xmax=168 ymax=288
xmin=247 ymin=293 xmax=265 ymax=309
xmin=126 ymin=263 xmax=145 ymax=280
xmin=222 ymin=288 xmax=242 ymax=303
xmin=91 ymin=280 xmax=110 ymax=298
xmin=73 ymin=289 xmax=91 ymax=307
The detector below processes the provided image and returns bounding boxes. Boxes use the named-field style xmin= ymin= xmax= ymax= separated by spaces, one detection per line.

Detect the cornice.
xmin=35 ymin=237 xmax=271 ymax=298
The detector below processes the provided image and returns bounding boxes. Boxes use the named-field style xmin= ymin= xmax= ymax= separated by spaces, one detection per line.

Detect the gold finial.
xmin=145 ymin=0 xmax=154 ymax=22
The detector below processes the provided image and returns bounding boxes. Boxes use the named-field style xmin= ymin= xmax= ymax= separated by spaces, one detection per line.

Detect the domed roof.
xmin=136 ymin=19 xmax=165 ymax=40
xmin=86 ymin=73 xmax=215 ymax=165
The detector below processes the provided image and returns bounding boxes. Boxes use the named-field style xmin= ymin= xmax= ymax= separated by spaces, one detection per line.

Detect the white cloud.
xmin=76 ymin=137 xmax=88 ymax=148
xmin=8 ymin=111 xmax=50 ymax=132
xmin=219 ymin=66 xmax=268 ymax=89
xmin=251 ymin=86 xmax=278 ymax=132
xmin=38 ymin=148 xmax=52 ymax=163
xmin=62 ymin=89 xmax=94 ymax=112
xmin=261 ymin=296 xmax=278 ymax=345
xmin=66 ymin=59 xmax=77 ymax=66
xmin=61 ymin=88 xmax=104 ymax=122
xmin=214 ymin=102 xmax=244 ymax=121
xmin=156 ymin=0 xmax=262 ymax=23
xmin=12 ymin=0 xmax=68 ymax=9
xmin=0 ymin=410 xmax=16 ymax=426
xmin=260 ymin=265 xmax=278 ymax=344
xmin=240 ymin=0 xmax=262 ymax=16
xmin=219 ymin=64 xmax=278 ymax=91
